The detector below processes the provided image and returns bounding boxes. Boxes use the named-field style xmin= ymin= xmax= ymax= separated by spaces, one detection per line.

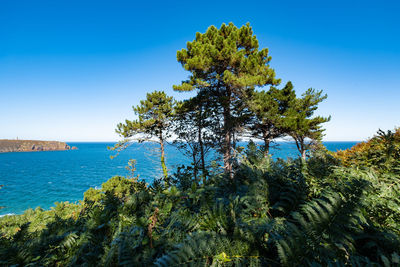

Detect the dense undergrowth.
xmin=1 ymin=129 xmax=400 ymax=266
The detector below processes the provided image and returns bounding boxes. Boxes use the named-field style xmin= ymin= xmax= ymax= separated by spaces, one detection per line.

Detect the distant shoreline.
xmin=0 ymin=140 xmax=77 ymax=153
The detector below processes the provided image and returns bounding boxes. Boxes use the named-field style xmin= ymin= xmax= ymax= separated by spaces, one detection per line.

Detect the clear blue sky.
xmin=1 ymin=0 xmax=399 ymax=141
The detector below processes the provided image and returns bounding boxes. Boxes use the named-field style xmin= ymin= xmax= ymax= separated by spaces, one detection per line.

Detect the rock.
xmin=71 ymin=146 xmax=78 ymax=150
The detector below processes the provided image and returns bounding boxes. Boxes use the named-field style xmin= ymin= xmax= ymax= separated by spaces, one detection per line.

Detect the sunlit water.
xmin=0 ymin=141 xmax=357 ymax=215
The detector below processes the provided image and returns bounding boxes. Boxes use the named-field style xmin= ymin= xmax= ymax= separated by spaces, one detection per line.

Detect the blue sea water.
xmin=0 ymin=141 xmax=357 ymax=216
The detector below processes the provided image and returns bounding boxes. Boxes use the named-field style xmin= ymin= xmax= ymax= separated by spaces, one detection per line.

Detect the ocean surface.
xmin=0 ymin=141 xmax=357 ymax=216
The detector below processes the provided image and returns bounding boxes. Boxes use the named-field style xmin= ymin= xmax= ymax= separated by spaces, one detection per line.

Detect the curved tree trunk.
xmin=223 ymin=105 xmax=233 ymax=179
xmin=197 ymin=103 xmax=207 ymax=182
xmin=301 ymin=148 xmax=306 ymax=160
xmin=198 ymin=123 xmax=206 ymax=182
xmin=294 ymin=136 xmax=307 ymax=160
xmin=192 ymin=152 xmax=198 ymax=182
xmin=159 ymin=134 xmax=168 ymax=178
xmin=263 ymin=135 xmax=271 ymax=156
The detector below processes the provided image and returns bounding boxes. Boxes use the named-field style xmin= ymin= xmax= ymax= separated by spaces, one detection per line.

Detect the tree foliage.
xmin=115 ymin=90 xmax=175 ymax=178
xmin=172 ymin=92 xmax=217 ymax=182
xmin=248 ymin=81 xmax=296 ymax=155
xmin=335 ymin=127 xmax=400 ymax=173
xmin=285 ymin=88 xmax=331 ymax=159
xmin=173 ymin=22 xmax=280 ymax=177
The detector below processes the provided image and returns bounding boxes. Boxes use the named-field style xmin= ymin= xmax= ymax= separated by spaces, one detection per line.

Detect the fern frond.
xmin=272 ymin=179 xmax=369 ymax=266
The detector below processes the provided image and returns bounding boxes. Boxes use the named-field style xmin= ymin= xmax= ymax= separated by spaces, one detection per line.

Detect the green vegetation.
xmin=1 ymin=23 xmax=399 ymax=266
xmin=1 ymin=134 xmax=400 ymax=266
xmin=286 ymin=88 xmax=331 ymax=159
xmin=248 ymin=81 xmax=295 ymax=156
xmin=173 ymin=22 xmax=280 ymax=178
xmin=172 ymin=93 xmax=216 ymax=182
xmin=115 ymin=91 xmax=176 ymax=178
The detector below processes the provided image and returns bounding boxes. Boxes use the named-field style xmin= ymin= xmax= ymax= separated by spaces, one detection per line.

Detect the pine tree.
xmin=172 ymin=93 xmax=216 ymax=182
xmin=249 ymin=81 xmax=296 ymax=155
xmin=286 ymin=88 xmax=331 ymax=159
xmin=116 ymin=91 xmax=175 ymax=178
xmin=173 ymin=22 xmax=280 ymax=178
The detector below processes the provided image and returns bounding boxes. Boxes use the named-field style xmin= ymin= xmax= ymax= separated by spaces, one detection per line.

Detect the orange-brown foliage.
xmin=333 ymin=127 xmax=400 ymax=167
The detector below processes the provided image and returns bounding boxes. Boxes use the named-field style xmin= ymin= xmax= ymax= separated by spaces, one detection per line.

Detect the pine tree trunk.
xmin=300 ymin=138 xmax=306 ymax=160
xmin=224 ymin=130 xmax=232 ymax=179
xmin=263 ymin=136 xmax=270 ymax=156
xmin=198 ymin=121 xmax=206 ymax=181
xmin=197 ymin=103 xmax=206 ymax=181
xmin=294 ymin=136 xmax=306 ymax=160
xmin=192 ymin=153 xmax=198 ymax=182
xmin=223 ymin=91 xmax=233 ymax=179
xmin=301 ymin=148 xmax=306 ymax=160
xmin=159 ymin=134 xmax=168 ymax=178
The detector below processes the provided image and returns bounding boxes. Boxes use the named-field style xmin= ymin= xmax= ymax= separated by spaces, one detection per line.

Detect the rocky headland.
xmin=0 ymin=140 xmax=77 ymax=153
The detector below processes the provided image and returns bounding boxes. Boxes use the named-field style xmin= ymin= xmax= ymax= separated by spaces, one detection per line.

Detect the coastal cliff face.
xmin=0 ymin=140 xmax=75 ymax=153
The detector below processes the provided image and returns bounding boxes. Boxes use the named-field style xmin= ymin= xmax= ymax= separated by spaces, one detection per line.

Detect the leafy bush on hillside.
xmin=334 ymin=128 xmax=400 ymax=173
xmin=333 ymin=128 xmax=400 ymax=240
xmin=1 ymin=130 xmax=400 ymax=266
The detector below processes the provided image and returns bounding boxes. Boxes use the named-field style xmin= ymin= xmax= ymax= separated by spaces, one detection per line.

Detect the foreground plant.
xmin=1 ymin=132 xmax=400 ymax=266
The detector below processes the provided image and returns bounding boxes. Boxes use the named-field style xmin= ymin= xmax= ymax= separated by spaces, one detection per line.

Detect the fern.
xmin=154 ymin=232 xmax=253 ymax=266
xmin=273 ymin=179 xmax=369 ymax=266
xmin=1 ymin=140 xmax=400 ymax=266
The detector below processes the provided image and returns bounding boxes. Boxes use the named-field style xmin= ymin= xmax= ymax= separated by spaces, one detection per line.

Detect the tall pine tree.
xmin=248 ymin=81 xmax=296 ymax=155
xmin=173 ymin=23 xmax=280 ymax=178
xmin=115 ymin=91 xmax=175 ymax=178
xmin=172 ymin=92 xmax=216 ymax=182
xmin=286 ymin=88 xmax=331 ymax=159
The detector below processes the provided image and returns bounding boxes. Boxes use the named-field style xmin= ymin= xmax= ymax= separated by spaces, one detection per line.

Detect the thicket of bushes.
xmin=1 ymin=128 xmax=399 ymax=266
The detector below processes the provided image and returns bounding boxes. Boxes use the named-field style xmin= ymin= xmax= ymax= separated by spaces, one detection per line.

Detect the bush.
xmin=1 ymin=132 xmax=400 ymax=266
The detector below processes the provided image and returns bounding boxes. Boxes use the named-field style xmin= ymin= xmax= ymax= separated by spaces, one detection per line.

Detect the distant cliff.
xmin=0 ymin=140 xmax=77 ymax=153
